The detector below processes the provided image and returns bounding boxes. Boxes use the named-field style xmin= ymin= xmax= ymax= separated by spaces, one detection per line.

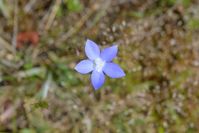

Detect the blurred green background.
xmin=0 ymin=0 xmax=199 ymax=132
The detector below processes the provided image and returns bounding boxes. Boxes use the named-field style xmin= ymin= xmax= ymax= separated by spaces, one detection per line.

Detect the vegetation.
xmin=0 ymin=0 xmax=199 ymax=132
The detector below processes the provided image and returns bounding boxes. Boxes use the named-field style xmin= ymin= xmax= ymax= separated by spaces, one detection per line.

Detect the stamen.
xmin=94 ymin=58 xmax=105 ymax=72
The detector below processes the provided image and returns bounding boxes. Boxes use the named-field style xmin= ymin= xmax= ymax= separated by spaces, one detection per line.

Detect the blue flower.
xmin=75 ymin=39 xmax=125 ymax=90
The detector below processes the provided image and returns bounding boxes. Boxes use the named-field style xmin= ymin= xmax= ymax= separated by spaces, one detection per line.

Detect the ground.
xmin=0 ymin=0 xmax=199 ymax=133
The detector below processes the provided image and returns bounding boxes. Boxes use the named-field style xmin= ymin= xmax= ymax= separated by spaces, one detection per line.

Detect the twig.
xmin=0 ymin=106 xmax=15 ymax=123
xmin=0 ymin=59 xmax=23 ymax=69
xmin=0 ymin=0 xmax=11 ymax=18
xmin=24 ymin=0 xmax=37 ymax=13
xmin=21 ymin=99 xmax=31 ymax=128
xmin=57 ymin=2 xmax=100 ymax=44
xmin=0 ymin=36 xmax=14 ymax=53
xmin=12 ymin=0 xmax=18 ymax=51
xmin=41 ymin=72 xmax=52 ymax=99
xmin=44 ymin=0 xmax=62 ymax=31
xmin=87 ymin=0 xmax=111 ymax=29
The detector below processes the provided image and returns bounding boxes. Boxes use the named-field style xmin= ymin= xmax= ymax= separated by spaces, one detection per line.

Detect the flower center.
xmin=94 ymin=58 xmax=105 ymax=72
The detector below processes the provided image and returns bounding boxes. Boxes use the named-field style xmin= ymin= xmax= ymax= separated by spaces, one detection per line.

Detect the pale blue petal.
xmin=91 ymin=70 xmax=105 ymax=90
xmin=100 ymin=45 xmax=118 ymax=62
xmin=103 ymin=63 xmax=125 ymax=78
xmin=75 ymin=60 xmax=94 ymax=74
xmin=85 ymin=39 xmax=100 ymax=60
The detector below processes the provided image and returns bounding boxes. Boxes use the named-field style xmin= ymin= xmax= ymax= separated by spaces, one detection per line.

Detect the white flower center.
xmin=94 ymin=58 xmax=105 ymax=72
